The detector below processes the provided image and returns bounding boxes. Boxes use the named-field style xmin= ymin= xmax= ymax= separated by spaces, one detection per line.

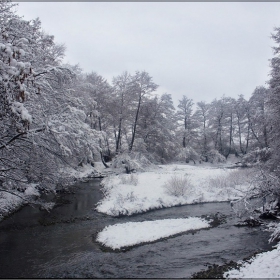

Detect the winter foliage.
xmin=2 ymin=2 xmax=280 ymax=278
xmin=1 ymin=0 xmax=280 ymax=231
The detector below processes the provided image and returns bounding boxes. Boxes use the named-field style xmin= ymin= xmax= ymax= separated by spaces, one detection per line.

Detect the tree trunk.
xmin=245 ymin=122 xmax=250 ymax=154
xmin=97 ymin=117 xmax=109 ymax=168
xmin=100 ymin=151 xmax=109 ymax=168
xmin=183 ymin=136 xmax=186 ymax=148
xmin=236 ymin=112 xmax=245 ymax=154
xmin=129 ymin=94 xmax=141 ymax=152
xmin=116 ymin=117 xmax=122 ymax=154
xmin=225 ymin=113 xmax=233 ymax=159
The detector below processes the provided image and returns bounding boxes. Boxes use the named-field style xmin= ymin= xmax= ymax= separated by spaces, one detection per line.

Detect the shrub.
xmin=269 ymin=223 xmax=280 ymax=243
xmin=205 ymin=168 xmax=255 ymax=201
xmin=207 ymin=149 xmax=226 ymax=163
xmin=208 ymin=169 xmax=253 ymax=190
xmin=163 ymin=175 xmax=193 ymax=197
xmin=176 ymin=147 xmax=199 ymax=164
xmin=208 ymin=174 xmax=231 ymax=189
xmin=119 ymin=174 xmax=138 ymax=186
xmin=241 ymin=147 xmax=271 ymax=166
xmin=111 ymin=152 xmax=154 ymax=173
xmin=226 ymin=168 xmax=253 ymax=186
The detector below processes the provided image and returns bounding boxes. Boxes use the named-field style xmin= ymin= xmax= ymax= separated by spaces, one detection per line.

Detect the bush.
xmin=163 ymin=175 xmax=193 ymax=197
xmin=176 ymin=147 xmax=199 ymax=164
xmin=241 ymin=147 xmax=271 ymax=166
xmin=208 ymin=169 xmax=253 ymax=189
xmin=206 ymin=169 xmax=255 ymax=203
xmin=111 ymin=152 xmax=154 ymax=173
xmin=119 ymin=174 xmax=138 ymax=186
xmin=207 ymin=149 xmax=226 ymax=163
xmin=269 ymin=223 xmax=280 ymax=243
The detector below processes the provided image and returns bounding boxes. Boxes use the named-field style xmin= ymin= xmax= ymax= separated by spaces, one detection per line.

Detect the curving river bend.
xmin=0 ymin=179 xmax=275 ymax=278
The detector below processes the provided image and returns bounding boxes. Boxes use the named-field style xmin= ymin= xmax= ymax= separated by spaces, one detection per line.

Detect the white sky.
xmin=14 ymin=2 xmax=280 ymax=105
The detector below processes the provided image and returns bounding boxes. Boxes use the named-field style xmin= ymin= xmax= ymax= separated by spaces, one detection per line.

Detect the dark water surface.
xmin=0 ymin=179 xmax=275 ymax=278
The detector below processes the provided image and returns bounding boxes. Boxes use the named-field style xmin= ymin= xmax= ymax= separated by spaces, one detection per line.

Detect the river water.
xmin=0 ymin=179 xmax=275 ymax=278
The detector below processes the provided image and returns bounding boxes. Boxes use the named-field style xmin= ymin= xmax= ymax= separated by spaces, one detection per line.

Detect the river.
xmin=0 ymin=178 xmax=275 ymax=278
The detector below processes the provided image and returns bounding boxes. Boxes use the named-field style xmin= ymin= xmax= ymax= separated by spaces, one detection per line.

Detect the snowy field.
xmin=96 ymin=217 xmax=211 ymax=250
xmin=224 ymin=243 xmax=280 ymax=278
xmin=96 ymin=163 xmax=250 ymax=216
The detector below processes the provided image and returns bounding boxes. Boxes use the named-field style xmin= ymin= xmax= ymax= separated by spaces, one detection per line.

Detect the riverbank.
xmin=95 ymin=163 xmax=251 ymax=216
xmin=95 ymin=161 xmax=280 ymax=278
xmin=2 ymin=159 xmax=279 ymax=278
xmin=223 ymin=241 xmax=280 ymax=278
xmin=0 ymin=178 xmax=275 ymax=278
xmin=0 ymin=163 xmax=102 ymax=222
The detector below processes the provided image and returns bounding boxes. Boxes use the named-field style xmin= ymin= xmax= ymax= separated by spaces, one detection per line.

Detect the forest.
xmin=2 ymin=1 xmax=280 ymax=278
xmin=1 ymin=1 xmax=280 ymax=210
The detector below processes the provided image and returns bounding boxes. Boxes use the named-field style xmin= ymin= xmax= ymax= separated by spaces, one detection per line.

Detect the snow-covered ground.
xmin=96 ymin=163 xmax=250 ymax=216
xmin=224 ymin=243 xmax=280 ymax=278
xmin=96 ymin=217 xmax=211 ymax=250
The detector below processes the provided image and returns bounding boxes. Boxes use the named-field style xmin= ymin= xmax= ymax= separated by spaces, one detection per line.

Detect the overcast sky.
xmin=15 ymin=2 xmax=280 ymax=105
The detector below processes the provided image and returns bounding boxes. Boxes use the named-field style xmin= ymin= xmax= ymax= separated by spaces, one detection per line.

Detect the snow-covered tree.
xmin=128 ymin=71 xmax=158 ymax=152
xmin=176 ymin=96 xmax=194 ymax=148
xmin=193 ymin=101 xmax=211 ymax=161
xmin=0 ymin=3 xmax=101 ymax=200
xmin=111 ymin=71 xmax=132 ymax=154
xmin=234 ymin=95 xmax=250 ymax=155
xmin=137 ymin=93 xmax=178 ymax=162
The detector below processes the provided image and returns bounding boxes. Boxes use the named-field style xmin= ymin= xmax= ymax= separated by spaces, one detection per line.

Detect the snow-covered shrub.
xmin=207 ymin=149 xmax=226 ymax=163
xmin=163 ymin=175 xmax=193 ymax=197
xmin=241 ymin=147 xmax=271 ymax=166
xmin=111 ymin=152 xmax=154 ymax=173
xmin=206 ymin=169 xmax=254 ymax=199
xmin=228 ymin=168 xmax=280 ymax=218
xmin=269 ymin=223 xmax=280 ymax=243
xmin=133 ymin=138 xmax=148 ymax=153
xmin=176 ymin=147 xmax=200 ymax=163
xmin=99 ymin=176 xmax=114 ymax=198
xmin=119 ymin=174 xmax=138 ymax=186
xmin=226 ymin=168 xmax=253 ymax=186
xmin=208 ymin=174 xmax=232 ymax=189
xmin=208 ymin=169 xmax=253 ymax=189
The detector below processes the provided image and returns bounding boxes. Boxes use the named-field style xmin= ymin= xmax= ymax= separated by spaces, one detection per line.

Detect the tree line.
xmin=1 ymin=1 xmax=280 ymax=203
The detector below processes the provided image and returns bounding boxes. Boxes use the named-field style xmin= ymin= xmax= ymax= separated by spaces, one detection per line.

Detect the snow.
xmin=0 ymin=184 xmax=39 ymax=221
xmin=224 ymin=243 xmax=280 ymax=278
xmin=24 ymin=184 xmax=40 ymax=196
xmin=0 ymin=191 xmax=22 ymax=221
xmin=96 ymin=217 xmax=211 ymax=250
xmin=61 ymin=163 xmax=105 ymax=179
xmin=11 ymin=101 xmax=32 ymax=123
xmin=96 ymin=163 xmax=249 ymax=216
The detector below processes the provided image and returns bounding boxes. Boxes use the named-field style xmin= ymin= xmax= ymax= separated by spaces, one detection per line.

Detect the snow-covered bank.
xmin=0 ymin=192 xmax=24 ymax=221
xmin=96 ymin=217 xmax=211 ymax=250
xmin=60 ymin=162 xmax=107 ymax=179
xmin=0 ymin=163 xmax=103 ymax=222
xmin=0 ymin=184 xmax=39 ymax=221
xmin=96 ymin=164 xmax=250 ymax=216
xmin=224 ymin=243 xmax=280 ymax=278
